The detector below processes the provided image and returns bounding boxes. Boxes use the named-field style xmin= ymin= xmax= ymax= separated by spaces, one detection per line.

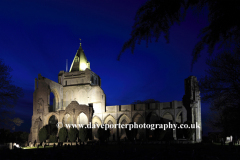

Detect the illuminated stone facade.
xmin=28 ymin=43 xmax=202 ymax=143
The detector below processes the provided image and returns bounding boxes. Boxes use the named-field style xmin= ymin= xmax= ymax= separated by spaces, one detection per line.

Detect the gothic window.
xmin=74 ymin=57 xmax=79 ymax=62
xmin=38 ymin=101 xmax=43 ymax=110
xmin=121 ymin=119 xmax=127 ymax=135
xmin=49 ymin=92 xmax=56 ymax=112
xmin=107 ymin=120 xmax=113 ymax=135
xmin=94 ymin=122 xmax=99 ymax=138
xmin=37 ymin=99 xmax=44 ymax=112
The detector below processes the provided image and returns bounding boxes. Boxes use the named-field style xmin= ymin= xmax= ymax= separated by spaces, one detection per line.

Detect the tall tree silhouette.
xmin=0 ymin=59 xmax=24 ymax=130
xmin=119 ymin=0 xmax=240 ymax=69
xmin=199 ymin=48 xmax=240 ymax=136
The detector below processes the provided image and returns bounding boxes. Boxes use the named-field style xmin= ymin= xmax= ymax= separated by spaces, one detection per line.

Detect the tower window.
xmin=91 ymin=76 xmax=94 ymax=84
xmin=74 ymin=57 xmax=79 ymax=62
xmin=65 ymin=81 xmax=67 ymax=86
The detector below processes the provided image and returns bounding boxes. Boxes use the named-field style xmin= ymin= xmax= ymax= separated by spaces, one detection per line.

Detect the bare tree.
xmin=199 ymin=49 xmax=240 ymax=136
xmin=119 ymin=0 xmax=240 ymax=69
xmin=0 ymin=59 xmax=24 ymax=130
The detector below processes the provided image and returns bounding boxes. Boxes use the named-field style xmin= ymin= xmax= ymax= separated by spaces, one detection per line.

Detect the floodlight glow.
xmin=13 ymin=143 xmax=21 ymax=148
xmin=80 ymin=63 xmax=87 ymax=71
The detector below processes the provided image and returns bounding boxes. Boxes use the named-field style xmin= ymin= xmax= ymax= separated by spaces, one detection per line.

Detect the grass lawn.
xmin=22 ymin=146 xmax=53 ymax=149
xmin=2 ymin=143 xmax=240 ymax=160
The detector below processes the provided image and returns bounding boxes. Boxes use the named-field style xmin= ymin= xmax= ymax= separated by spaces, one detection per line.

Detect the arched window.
xmin=107 ymin=120 xmax=113 ymax=135
xmin=121 ymin=119 xmax=127 ymax=135
xmin=77 ymin=112 xmax=88 ymax=125
xmin=49 ymin=92 xmax=56 ymax=112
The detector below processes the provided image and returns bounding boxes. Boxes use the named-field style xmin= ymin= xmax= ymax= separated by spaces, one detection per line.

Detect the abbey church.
xmin=28 ymin=42 xmax=202 ymax=143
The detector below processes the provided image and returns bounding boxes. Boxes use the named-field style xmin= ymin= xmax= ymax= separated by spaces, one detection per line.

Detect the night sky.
xmin=1 ymin=0 xmax=213 ymax=135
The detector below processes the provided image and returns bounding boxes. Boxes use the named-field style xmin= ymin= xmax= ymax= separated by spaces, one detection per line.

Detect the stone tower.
xmin=183 ymin=76 xmax=202 ymax=142
xmin=29 ymin=42 xmax=105 ymax=143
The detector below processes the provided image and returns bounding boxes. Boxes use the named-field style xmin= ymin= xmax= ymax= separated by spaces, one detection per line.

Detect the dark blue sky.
xmin=1 ymin=0 xmax=214 ymax=135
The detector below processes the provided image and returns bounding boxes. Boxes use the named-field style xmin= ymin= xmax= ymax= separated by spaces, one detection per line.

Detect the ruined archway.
xmin=133 ymin=113 xmax=145 ymax=140
xmin=162 ymin=112 xmax=174 ymax=140
xmin=146 ymin=112 xmax=158 ymax=138
xmin=104 ymin=115 xmax=116 ymax=141
xmin=118 ymin=114 xmax=131 ymax=140
xmin=77 ymin=112 xmax=88 ymax=125
xmin=176 ymin=111 xmax=182 ymax=123
xmin=92 ymin=116 xmax=102 ymax=140
xmin=162 ymin=112 xmax=173 ymax=123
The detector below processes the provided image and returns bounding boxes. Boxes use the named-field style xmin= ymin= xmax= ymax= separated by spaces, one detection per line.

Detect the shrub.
xmin=154 ymin=119 xmax=167 ymax=140
xmin=51 ymin=125 xmax=58 ymax=136
xmin=79 ymin=125 xmax=88 ymax=142
xmin=45 ymin=124 xmax=58 ymax=139
xmin=87 ymin=127 xmax=92 ymax=140
xmin=59 ymin=127 xmax=68 ymax=142
xmin=38 ymin=126 xmax=47 ymax=143
xmin=49 ymin=134 xmax=57 ymax=142
xmin=125 ymin=122 xmax=138 ymax=142
xmin=97 ymin=125 xmax=110 ymax=142
xmin=68 ymin=127 xmax=78 ymax=142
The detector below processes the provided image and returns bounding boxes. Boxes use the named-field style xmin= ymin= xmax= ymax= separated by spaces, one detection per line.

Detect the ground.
xmin=1 ymin=143 xmax=239 ymax=160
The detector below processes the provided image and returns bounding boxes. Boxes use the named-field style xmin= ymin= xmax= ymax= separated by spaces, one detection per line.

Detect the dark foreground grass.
xmin=1 ymin=143 xmax=240 ymax=160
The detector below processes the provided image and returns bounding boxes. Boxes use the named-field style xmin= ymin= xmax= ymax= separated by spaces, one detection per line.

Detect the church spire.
xmin=69 ymin=40 xmax=90 ymax=72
